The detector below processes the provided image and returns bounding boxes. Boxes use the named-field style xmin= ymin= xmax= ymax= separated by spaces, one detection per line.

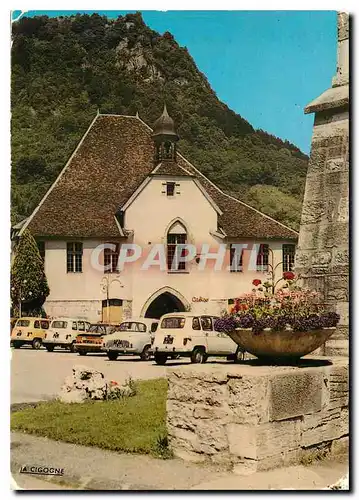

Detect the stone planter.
xmin=228 ymin=327 xmax=336 ymax=363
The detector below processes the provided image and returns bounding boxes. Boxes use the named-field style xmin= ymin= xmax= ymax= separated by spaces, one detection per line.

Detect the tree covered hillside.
xmin=11 ymin=12 xmax=308 ymax=229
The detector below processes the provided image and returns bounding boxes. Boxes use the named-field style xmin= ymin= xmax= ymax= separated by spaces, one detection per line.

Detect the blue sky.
xmin=12 ymin=10 xmax=337 ymax=154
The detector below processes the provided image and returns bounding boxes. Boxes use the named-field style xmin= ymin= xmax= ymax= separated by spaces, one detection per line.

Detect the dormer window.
xmin=166 ymin=182 xmax=175 ymax=197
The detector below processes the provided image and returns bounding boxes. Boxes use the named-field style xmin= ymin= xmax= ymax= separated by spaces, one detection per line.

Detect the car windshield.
xmin=105 ymin=326 xmax=118 ymax=335
xmin=119 ymin=322 xmax=146 ymax=333
xmin=16 ymin=319 xmax=30 ymax=327
xmin=51 ymin=321 xmax=68 ymax=329
xmin=161 ymin=317 xmax=186 ymax=329
xmin=88 ymin=325 xmax=106 ymax=334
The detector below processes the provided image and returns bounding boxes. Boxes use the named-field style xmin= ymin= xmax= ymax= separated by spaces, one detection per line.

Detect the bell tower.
xmin=152 ymin=105 xmax=179 ymax=164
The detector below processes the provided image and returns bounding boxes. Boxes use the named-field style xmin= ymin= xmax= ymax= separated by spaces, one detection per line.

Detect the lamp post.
xmin=100 ymin=276 xmax=123 ymax=324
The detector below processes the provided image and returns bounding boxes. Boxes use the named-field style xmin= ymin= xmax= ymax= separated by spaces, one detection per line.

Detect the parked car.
xmin=75 ymin=323 xmax=120 ymax=356
xmin=42 ymin=318 xmax=91 ymax=352
xmin=10 ymin=317 xmax=50 ymax=349
xmin=152 ymin=313 xmax=241 ymax=365
xmin=102 ymin=318 xmax=159 ymax=361
xmin=10 ymin=317 xmax=17 ymax=335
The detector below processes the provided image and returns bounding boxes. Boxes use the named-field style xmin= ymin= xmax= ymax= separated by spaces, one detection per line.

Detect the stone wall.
xmin=296 ymin=13 xmax=349 ymax=356
xmin=167 ymin=359 xmax=348 ymax=473
xmin=44 ymin=299 xmax=102 ymax=322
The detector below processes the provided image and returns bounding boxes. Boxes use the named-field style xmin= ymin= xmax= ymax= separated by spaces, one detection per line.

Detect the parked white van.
xmin=102 ymin=318 xmax=159 ymax=361
xmin=152 ymin=313 xmax=241 ymax=365
xmin=43 ymin=318 xmax=91 ymax=352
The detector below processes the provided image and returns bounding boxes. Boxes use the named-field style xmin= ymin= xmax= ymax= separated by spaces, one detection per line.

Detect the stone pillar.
xmin=296 ymin=13 xmax=349 ymax=356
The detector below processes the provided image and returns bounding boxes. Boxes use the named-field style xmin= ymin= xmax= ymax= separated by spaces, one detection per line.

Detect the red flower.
xmin=110 ymin=380 xmax=118 ymax=386
xmin=252 ymin=279 xmax=262 ymax=287
xmin=283 ymin=271 xmax=295 ymax=281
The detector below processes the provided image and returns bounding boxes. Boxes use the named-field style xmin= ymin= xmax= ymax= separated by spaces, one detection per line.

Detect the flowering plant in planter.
xmin=215 ymin=273 xmax=340 ymax=335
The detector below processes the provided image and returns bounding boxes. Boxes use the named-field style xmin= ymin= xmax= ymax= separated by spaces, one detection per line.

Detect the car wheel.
xmin=32 ymin=338 xmax=42 ymax=350
xmin=107 ymin=351 xmax=118 ymax=361
xmin=203 ymin=354 xmax=209 ymax=363
xmin=140 ymin=345 xmax=151 ymax=361
xmin=46 ymin=345 xmax=55 ymax=352
xmin=78 ymin=350 xmax=87 ymax=356
xmin=154 ymin=353 xmax=167 ymax=365
xmin=191 ymin=348 xmax=205 ymax=364
xmin=69 ymin=342 xmax=76 ymax=353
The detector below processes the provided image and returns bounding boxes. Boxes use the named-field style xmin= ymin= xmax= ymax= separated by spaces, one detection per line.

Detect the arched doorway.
xmin=145 ymin=292 xmax=185 ymax=319
xmin=142 ymin=288 xmax=189 ymax=319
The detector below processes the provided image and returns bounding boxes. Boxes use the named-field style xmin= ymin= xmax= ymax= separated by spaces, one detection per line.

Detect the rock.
xmin=72 ymin=365 xmax=104 ymax=381
xmin=58 ymin=365 xmax=134 ymax=403
xmin=59 ymin=389 xmax=87 ymax=404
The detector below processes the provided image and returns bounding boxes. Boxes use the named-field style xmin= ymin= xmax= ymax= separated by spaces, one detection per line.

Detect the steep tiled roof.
xmin=151 ymin=161 xmax=193 ymax=177
xmin=25 ymin=114 xmax=298 ymax=240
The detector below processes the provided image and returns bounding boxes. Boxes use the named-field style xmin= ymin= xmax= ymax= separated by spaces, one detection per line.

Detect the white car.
xmin=43 ymin=318 xmax=91 ymax=352
xmin=152 ymin=312 xmax=240 ymax=365
xmin=102 ymin=318 xmax=159 ymax=361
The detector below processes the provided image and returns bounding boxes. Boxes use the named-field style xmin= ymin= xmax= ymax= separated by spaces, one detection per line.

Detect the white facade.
xmin=43 ymin=174 xmax=296 ymax=322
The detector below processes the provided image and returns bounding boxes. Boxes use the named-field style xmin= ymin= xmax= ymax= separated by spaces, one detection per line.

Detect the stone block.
xmin=194 ymin=420 xmax=228 ymax=454
xmin=338 ymin=12 xmax=349 ymax=41
xmin=193 ymin=404 xmax=230 ymax=421
xmin=324 ymin=338 xmax=349 ymax=357
xmin=228 ymin=375 xmax=270 ymax=424
xmin=256 ymin=448 xmax=300 ymax=472
xmin=167 ymin=366 xmax=228 ymax=383
xmin=227 ymin=424 xmax=257 ymax=459
xmin=269 ymin=371 xmax=324 ymax=421
xmin=256 ymin=420 xmax=301 ymax=459
xmin=306 ymin=147 xmax=326 ymax=173
xmin=167 ymin=400 xmax=195 ymax=430
xmin=296 ymin=224 xmax=320 ymax=250
xmin=301 ymin=407 xmax=348 ymax=447
xmin=336 ymin=301 xmax=349 ymax=326
xmin=167 ymin=376 xmax=227 ymax=406
xmin=325 ymin=157 xmax=347 ymax=173
xmin=331 ymin=435 xmax=349 ymax=457
xmin=227 ymin=420 xmax=301 ymax=461
xmin=169 ymin=426 xmax=200 ymax=450
xmin=301 ymin=201 xmax=325 ymax=224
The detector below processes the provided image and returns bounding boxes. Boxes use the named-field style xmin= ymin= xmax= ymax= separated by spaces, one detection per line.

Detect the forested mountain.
xmin=11 ymin=12 xmax=308 ymax=229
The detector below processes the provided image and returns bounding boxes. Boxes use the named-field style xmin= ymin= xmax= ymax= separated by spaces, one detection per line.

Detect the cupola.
xmin=152 ymin=105 xmax=179 ymax=163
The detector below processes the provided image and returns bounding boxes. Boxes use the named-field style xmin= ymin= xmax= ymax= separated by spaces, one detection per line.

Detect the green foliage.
xmin=10 ymin=229 xmax=50 ymax=315
xmin=11 ymin=12 xmax=308 ymax=227
xmin=243 ymin=185 xmax=303 ymax=230
xmin=11 ymin=378 xmax=169 ymax=458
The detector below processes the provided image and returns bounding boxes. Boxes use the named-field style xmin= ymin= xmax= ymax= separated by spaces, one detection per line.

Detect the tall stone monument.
xmin=296 ymin=12 xmax=349 ymax=356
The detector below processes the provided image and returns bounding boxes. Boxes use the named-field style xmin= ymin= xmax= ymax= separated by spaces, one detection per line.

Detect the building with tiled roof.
xmin=20 ymin=107 xmax=298 ymax=323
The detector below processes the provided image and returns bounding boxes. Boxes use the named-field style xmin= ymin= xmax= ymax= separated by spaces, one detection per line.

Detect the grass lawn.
xmin=11 ymin=378 xmax=170 ymax=458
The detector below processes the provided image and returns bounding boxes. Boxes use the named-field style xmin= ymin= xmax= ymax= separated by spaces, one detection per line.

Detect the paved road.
xmin=11 ymin=347 xmax=190 ymax=404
